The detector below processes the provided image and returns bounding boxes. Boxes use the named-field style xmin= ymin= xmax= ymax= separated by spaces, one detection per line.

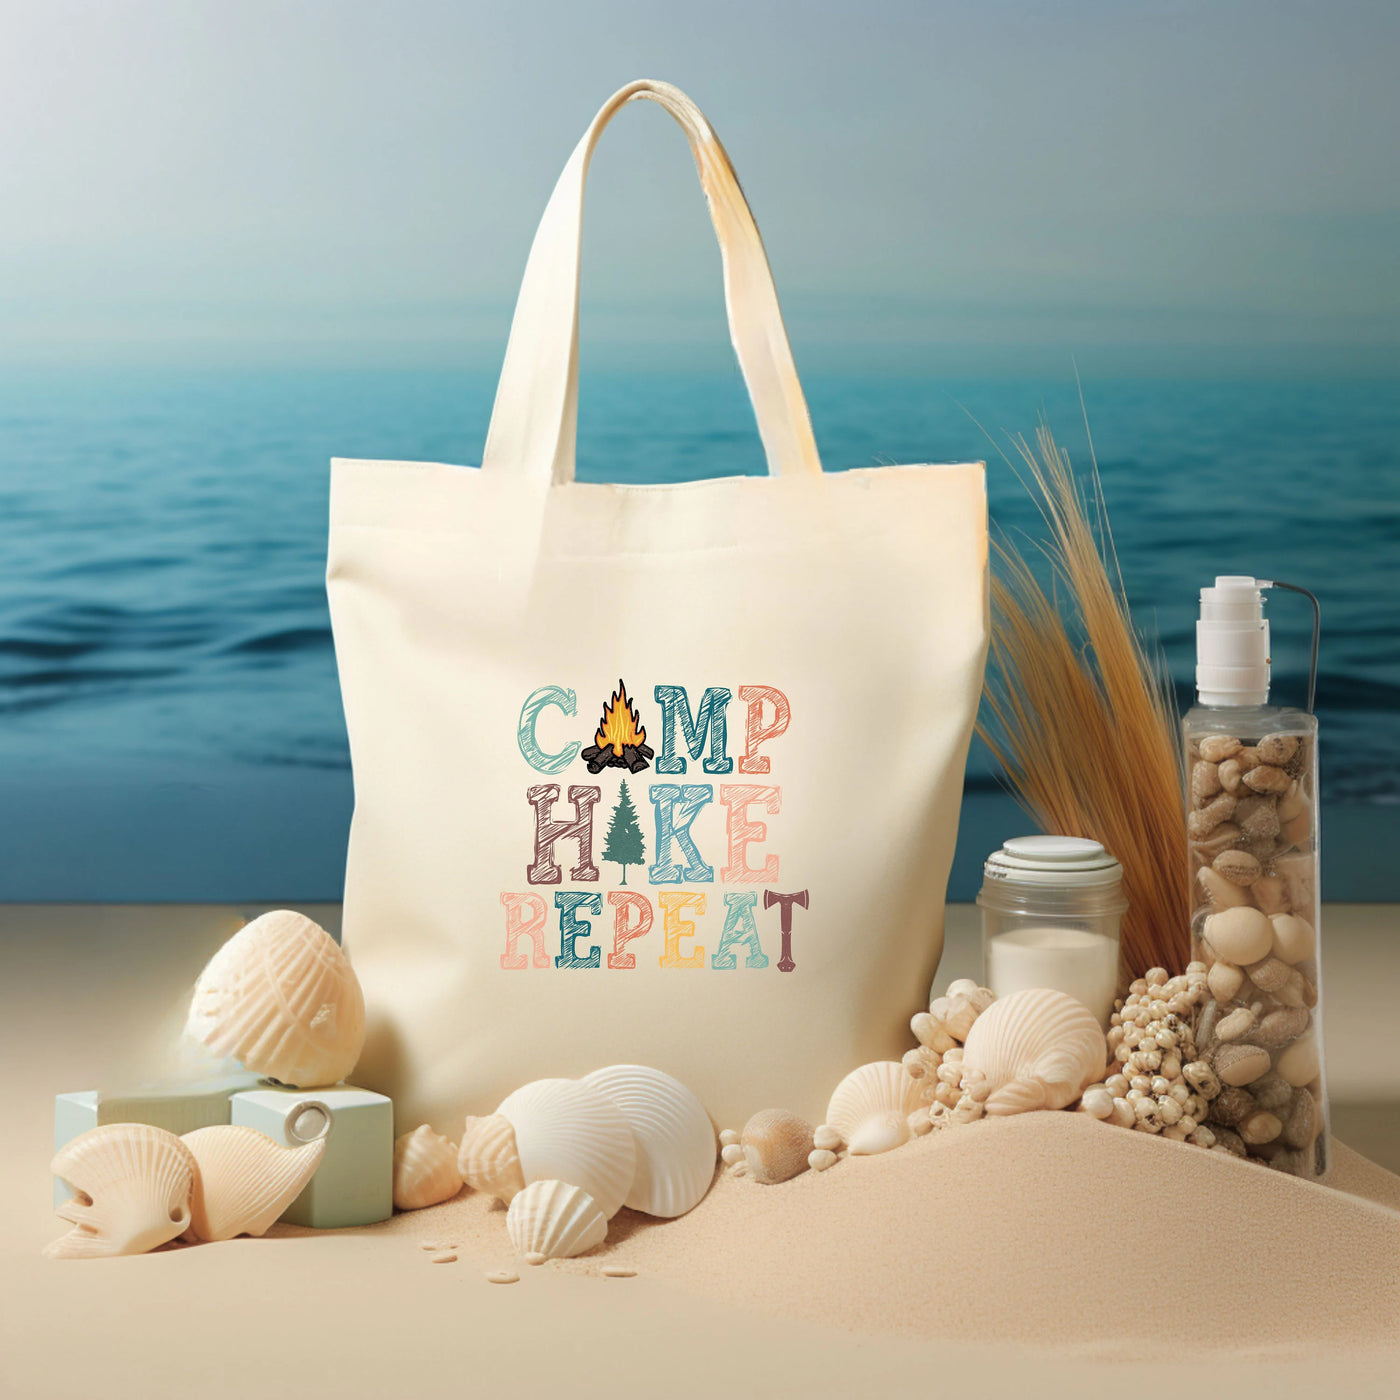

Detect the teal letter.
xmin=653 ymin=685 xmax=733 ymax=775
xmin=648 ymin=783 xmax=714 ymax=884
xmin=554 ymin=890 xmax=602 ymax=969
xmin=518 ymin=686 xmax=581 ymax=774
xmin=711 ymin=891 xmax=768 ymax=970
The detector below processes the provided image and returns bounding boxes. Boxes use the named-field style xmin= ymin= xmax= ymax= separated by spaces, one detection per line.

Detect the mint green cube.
xmin=52 ymin=1074 xmax=264 ymax=1206
xmin=231 ymin=1085 xmax=392 ymax=1229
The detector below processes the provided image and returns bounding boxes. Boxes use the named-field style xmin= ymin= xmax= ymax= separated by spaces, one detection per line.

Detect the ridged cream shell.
xmin=185 ymin=910 xmax=365 ymax=1089
xmin=457 ymin=1114 xmax=526 ymax=1206
xmin=580 ymin=1065 xmax=715 ymax=1217
xmin=496 ymin=1079 xmax=636 ymax=1219
xmin=960 ymin=987 xmax=1108 ymax=1115
xmin=47 ymin=1124 xmax=196 ymax=1259
xmin=506 ymin=1179 xmax=608 ymax=1264
xmin=182 ymin=1125 xmax=325 ymax=1241
xmin=393 ymin=1125 xmax=463 ymax=1211
xmin=824 ymin=1062 xmax=924 ymax=1155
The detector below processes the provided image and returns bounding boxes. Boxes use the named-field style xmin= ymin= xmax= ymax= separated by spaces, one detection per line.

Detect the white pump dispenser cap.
xmin=1197 ymin=575 xmax=1270 ymax=706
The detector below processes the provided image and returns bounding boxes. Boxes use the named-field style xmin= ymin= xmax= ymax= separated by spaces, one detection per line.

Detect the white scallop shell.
xmin=960 ymin=987 xmax=1108 ymax=1115
xmin=47 ymin=1124 xmax=196 ymax=1259
xmin=457 ymin=1114 xmax=526 ymax=1206
xmin=393 ymin=1125 xmax=463 ymax=1211
xmin=496 ymin=1079 xmax=636 ymax=1219
xmin=506 ymin=1179 xmax=608 ymax=1264
xmin=825 ymin=1061 xmax=925 ymax=1155
xmin=185 ymin=910 xmax=365 ymax=1089
xmin=581 ymin=1065 xmax=715 ymax=1217
xmin=182 ymin=1125 xmax=326 ymax=1241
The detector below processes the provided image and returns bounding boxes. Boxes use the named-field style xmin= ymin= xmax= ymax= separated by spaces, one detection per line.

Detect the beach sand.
xmin=2 ymin=903 xmax=1398 ymax=1397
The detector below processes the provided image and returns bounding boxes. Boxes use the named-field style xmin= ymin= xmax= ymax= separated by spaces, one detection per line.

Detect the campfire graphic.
xmin=581 ymin=679 xmax=654 ymax=774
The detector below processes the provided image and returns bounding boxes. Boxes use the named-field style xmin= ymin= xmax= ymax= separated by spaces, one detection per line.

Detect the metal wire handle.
xmin=1260 ymin=580 xmax=1321 ymax=715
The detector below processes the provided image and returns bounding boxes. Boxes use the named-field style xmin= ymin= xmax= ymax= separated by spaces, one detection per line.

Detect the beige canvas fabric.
xmin=328 ymin=80 xmax=989 ymax=1132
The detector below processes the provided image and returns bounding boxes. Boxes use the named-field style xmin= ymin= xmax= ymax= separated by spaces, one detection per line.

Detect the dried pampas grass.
xmin=977 ymin=421 xmax=1190 ymax=981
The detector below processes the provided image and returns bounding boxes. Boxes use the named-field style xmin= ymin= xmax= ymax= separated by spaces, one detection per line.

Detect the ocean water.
xmin=0 ymin=367 xmax=1397 ymax=898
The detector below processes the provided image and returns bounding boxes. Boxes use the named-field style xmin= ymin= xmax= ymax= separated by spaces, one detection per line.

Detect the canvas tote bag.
xmin=328 ymin=80 xmax=988 ymax=1132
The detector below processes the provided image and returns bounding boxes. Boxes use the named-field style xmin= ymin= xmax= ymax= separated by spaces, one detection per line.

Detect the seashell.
xmin=1254 ymin=1007 xmax=1310 ymax=1050
xmin=1207 ymin=959 xmax=1245 ymax=1004
xmin=812 ymin=1125 xmax=842 ymax=1151
xmin=1078 ymin=1086 xmax=1114 ymax=1120
xmin=960 ymin=988 xmax=1107 ymax=1116
xmin=182 ymin=1125 xmax=325 ymax=1241
xmin=1187 ymin=792 xmax=1236 ymax=838
xmin=1190 ymin=760 xmax=1222 ymax=803
xmin=1213 ymin=849 xmax=1260 ymax=886
xmin=720 ymin=1143 xmax=744 ymax=1166
xmin=1257 ymin=734 xmax=1299 ymax=767
xmin=1243 ymin=764 xmax=1290 ymax=794
xmin=581 ymin=1065 xmax=715 ymax=1218
xmin=1198 ymin=866 xmax=1250 ymax=909
xmin=1269 ymin=913 xmax=1315 ymax=965
xmin=457 ymin=1114 xmax=526 ymax=1206
xmin=1202 ymin=906 xmax=1273 ymax=966
xmin=46 ymin=1124 xmax=196 ymax=1259
xmin=1198 ymin=735 xmax=1242 ymax=763
xmin=506 ymin=1179 xmax=607 ymax=1264
xmin=740 ymin=1109 xmax=814 ymax=1183
xmin=184 ymin=910 xmax=365 ymax=1089
xmin=1250 ymin=875 xmax=1290 ymax=915
xmin=1235 ymin=795 xmax=1280 ymax=842
xmin=1276 ymin=1034 xmax=1320 ymax=1088
xmin=824 ymin=1061 xmax=924 ymax=1155
xmin=393 ymin=1126 xmax=463 ymax=1211
xmin=496 ymin=1078 xmax=636 ymax=1219
xmin=808 ymin=1148 xmax=838 ymax=1172
xmin=1212 ymin=1043 xmax=1271 ymax=1088
xmin=718 ymin=1128 xmax=740 ymax=1148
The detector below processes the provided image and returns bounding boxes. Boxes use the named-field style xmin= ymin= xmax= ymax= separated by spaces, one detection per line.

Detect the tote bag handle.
xmin=481 ymin=79 xmax=824 ymax=485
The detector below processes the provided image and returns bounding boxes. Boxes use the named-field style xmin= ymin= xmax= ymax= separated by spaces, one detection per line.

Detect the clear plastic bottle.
xmin=1183 ymin=576 xmax=1326 ymax=1177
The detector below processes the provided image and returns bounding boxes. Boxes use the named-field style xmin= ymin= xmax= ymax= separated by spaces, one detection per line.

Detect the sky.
xmin=3 ymin=0 xmax=1398 ymax=376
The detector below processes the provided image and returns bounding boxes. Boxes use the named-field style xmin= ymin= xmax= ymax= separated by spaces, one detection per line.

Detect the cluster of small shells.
xmin=1186 ymin=731 xmax=1326 ymax=1177
xmin=1079 ymin=965 xmax=1224 ymax=1148
xmin=903 ymin=979 xmax=997 ymax=1128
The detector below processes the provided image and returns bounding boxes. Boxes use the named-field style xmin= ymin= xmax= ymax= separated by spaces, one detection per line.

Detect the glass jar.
xmin=977 ymin=836 xmax=1128 ymax=1027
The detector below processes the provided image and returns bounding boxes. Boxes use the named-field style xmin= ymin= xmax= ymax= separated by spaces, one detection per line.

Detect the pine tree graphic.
xmin=602 ymin=779 xmax=646 ymax=885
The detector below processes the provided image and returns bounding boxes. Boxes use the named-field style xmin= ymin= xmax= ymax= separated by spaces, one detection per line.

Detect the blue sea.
xmin=1 ymin=368 xmax=1397 ymax=900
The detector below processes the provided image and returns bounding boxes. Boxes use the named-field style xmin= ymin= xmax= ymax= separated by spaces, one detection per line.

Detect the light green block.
xmin=231 ymin=1085 xmax=392 ymax=1229
xmin=52 ymin=1074 xmax=264 ymax=1207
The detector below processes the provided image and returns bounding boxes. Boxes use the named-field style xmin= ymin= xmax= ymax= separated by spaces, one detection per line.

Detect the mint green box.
xmin=231 ymin=1085 xmax=392 ymax=1229
xmin=52 ymin=1074 xmax=264 ymax=1206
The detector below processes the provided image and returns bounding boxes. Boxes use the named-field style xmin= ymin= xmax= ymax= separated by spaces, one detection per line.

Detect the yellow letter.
xmin=658 ymin=891 xmax=706 ymax=969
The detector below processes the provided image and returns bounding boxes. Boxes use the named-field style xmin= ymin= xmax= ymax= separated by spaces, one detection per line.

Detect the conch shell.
xmin=824 ymin=1062 xmax=924 ymax=1155
xmin=458 ymin=1114 xmax=526 ymax=1206
xmin=496 ymin=1078 xmax=636 ymax=1219
xmin=580 ymin=1065 xmax=715 ymax=1217
xmin=182 ymin=1125 xmax=325 ymax=1241
xmin=393 ymin=1125 xmax=463 ymax=1211
xmin=505 ymin=1178 xmax=608 ymax=1264
xmin=185 ymin=909 xmax=365 ymax=1089
xmin=46 ymin=1124 xmax=196 ymax=1259
xmin=960 ymin=987 xmax=1108 ymax=1115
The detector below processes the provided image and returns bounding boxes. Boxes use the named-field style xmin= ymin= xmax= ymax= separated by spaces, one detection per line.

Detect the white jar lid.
xmin=983 ymin=835 xmax=1124 ymax=888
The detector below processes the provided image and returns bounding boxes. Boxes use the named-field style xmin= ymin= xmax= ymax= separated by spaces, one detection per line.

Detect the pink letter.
xmin=737 ymin=686 xmax=790 ymax=775
xmin=606 ymin=891 xmax=654 ymax=969
xmin=500 ymin=892 xmax=549 ymax=969
xmin=719 ymin=783 xmax=781 ymax=884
